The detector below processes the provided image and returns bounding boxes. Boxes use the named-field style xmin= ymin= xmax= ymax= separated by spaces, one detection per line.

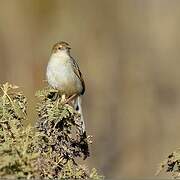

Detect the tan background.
xmin=0 ymin=0 xmax=180 ymax=178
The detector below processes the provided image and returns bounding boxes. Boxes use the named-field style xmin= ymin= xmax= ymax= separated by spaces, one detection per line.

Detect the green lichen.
xmin=0 ymin=83 xmax=103 ymax=179
xmin=157 ymin=149 xmax=180 ymax=179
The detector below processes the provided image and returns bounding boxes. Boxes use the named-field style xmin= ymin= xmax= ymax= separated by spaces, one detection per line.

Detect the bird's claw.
xmin=60 ymin=94 xmax=66 ymax=104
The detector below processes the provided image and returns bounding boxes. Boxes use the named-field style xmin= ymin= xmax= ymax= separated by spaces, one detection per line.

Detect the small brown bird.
xmin=46 ymin=41 xmax=85 ymax=132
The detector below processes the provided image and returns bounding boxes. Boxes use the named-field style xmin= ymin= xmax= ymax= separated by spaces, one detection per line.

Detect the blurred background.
xmin=0 ymin=0 xmax=180 ymax=178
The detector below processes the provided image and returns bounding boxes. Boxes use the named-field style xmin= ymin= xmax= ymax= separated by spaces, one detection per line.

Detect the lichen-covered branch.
xmin=0 ymin=83 xmax=103 ymax=179
xmin=157 ymin=149 xmax=180 ymax=179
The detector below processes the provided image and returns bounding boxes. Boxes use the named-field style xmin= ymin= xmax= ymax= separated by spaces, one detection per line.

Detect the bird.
xmin=46 ymin=41 xmax=86 ymax=132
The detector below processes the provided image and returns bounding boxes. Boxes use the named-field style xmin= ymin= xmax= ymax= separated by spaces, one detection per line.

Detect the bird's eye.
xmin=58 ymin=47 xmax=61 ymax=50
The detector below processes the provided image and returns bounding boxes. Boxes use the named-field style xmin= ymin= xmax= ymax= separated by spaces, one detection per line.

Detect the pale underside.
xmin=46 ymin=52 xmax=83 ymax=96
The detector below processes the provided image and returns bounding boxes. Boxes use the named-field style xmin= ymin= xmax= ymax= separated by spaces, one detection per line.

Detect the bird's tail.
xmin=74 ymin=96 xmax=85 ymax=133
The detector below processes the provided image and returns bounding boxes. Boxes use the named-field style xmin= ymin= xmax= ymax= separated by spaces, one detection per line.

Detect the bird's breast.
xmin=46 ymin=55 xmax=82 ymax=96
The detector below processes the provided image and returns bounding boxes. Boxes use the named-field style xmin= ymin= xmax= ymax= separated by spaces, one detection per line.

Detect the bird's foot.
xmin=63 ymin=94 xmax=78 ymax=104
xmin=60 ymin=94 xmax=66 ymax=104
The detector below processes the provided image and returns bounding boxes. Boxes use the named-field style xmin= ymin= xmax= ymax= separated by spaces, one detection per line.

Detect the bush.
xmin=0 ymin=83 xmax=103 ymax=179
xmin=157 ymin=148 xmax=180 ymax=179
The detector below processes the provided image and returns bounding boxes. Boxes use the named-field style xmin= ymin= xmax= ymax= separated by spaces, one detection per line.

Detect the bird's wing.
xmin=71 ymin=57 xmax=85 ymax=95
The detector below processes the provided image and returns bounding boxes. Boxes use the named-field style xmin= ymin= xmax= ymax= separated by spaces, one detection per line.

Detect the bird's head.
xmin=51 ymin=41 xmax=71 ymax=54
